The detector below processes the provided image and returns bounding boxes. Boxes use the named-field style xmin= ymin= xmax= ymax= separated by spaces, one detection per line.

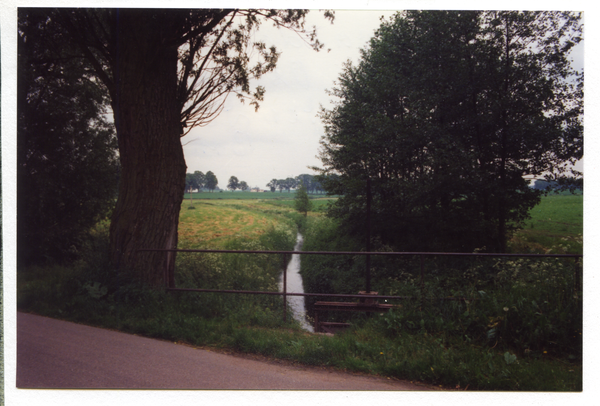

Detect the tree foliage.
xmin=266 ymin=179 xmax=278 ymax=192
xmin=265 ymin=174 xmax=323 ymax=194
xmin=205 ymin=171 xmax=219 ymax=192
xmin=185 ymin=170 xmax=205 ymax=192
xmin=294 ymin=183 xmax=312 ymax=216
xmin=296 ymin=173 xmax=323 ymax=194
xmin=316 ymin=11 xmax=583 ymax=253
xmin=227 ymin=176 xmax=240 ymax=191
xmin=17 ymin=10 xmax=120 ymax=264
xmin=20 ymin=8 xmax=333 ymax=286
xmin=283 ymin=177 xmax=297 ymax=192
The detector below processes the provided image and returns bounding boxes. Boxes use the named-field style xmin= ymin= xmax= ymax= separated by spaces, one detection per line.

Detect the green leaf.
xmin=504 ymin=352 xmax=517 ymax=365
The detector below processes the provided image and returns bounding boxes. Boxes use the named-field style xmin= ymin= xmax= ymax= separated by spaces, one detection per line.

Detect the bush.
xmin=374 ymin=255 xmax=582 ymax=356
xmin=299 ymin=215 xmax=582 ymax=358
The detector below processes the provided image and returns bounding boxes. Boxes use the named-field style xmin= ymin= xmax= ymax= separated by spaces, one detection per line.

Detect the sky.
xmin=182 ymin=10 xmax=398 ymax=190
xmin=182 ymin=8 xmax=585 ymax=190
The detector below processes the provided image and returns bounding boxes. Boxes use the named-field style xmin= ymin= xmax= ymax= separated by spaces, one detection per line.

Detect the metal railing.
xmin=139 ymin=248 xmax=582 ymax=323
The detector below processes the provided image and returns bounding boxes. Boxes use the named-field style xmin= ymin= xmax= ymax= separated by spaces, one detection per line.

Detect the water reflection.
xmin=279 ymin=233 xmax=314 ymax=332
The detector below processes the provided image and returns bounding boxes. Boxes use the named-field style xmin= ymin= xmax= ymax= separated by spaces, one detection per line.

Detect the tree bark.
xmin=109 ymin=10 xmax=186 ymax=288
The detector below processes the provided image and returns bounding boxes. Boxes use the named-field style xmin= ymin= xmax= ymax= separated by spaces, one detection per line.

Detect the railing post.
xmin=366 ymin=177 xmax=372 ymax=293
xmin=420 ymin=254 xmax=425 ymax=307
xmin=574 ymin=257 xmax=582 ymax=297
xmin=282 ymin=253 xmax=288 ymax=322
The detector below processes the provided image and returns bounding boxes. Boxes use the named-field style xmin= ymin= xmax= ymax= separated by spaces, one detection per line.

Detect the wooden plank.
xmin=314 ymin=301 xmax=399 ymax=333
xmin=314 ymin=301 xmax=395 ymax=312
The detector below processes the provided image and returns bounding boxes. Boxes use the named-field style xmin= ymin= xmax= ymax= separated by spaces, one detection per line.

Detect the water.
xmin=279 ymin=233 xmax=314 ymax=332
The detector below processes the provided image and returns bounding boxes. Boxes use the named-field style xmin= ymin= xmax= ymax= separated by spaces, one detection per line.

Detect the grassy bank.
xmin=17 ymin=193 xmax=582 ymax=391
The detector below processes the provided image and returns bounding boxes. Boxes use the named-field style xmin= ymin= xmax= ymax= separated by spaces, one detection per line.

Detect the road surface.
xmin=17 ymin=312 xmax=432 ymax=390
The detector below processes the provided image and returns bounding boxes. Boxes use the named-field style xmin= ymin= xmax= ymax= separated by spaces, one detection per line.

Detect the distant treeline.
xmin=532 ymin=177 xmax=583 ymax=193
xmin=266 ymin=174 xmax=325 ymax=194
xmin=184 ymin=172 xmax=329 ymax=194
xmin=185 ymin=171 xmax=219 ymax=192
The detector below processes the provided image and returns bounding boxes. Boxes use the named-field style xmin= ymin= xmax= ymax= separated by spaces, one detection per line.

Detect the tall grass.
xmin=301 ymin=215 xmax=582 ymax=353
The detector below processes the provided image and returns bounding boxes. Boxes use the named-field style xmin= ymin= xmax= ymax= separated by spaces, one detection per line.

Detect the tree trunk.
xmin=109 ymin=10 xmax=186 ymax=288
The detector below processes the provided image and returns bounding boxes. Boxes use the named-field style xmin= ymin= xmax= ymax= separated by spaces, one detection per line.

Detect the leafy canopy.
xmin=54 ymin=8 xmax=335 ymax=135
xmin=315 ymin=10 xmax=583 ymax=253
xmin=18 ymin=9 xmax=120 ymax=264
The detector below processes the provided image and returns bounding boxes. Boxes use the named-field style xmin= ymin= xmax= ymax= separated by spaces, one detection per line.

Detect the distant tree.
xmin=227 ymin=176 xmax=240 ymax=191
xmin=185 ymin=173 xmax=197 ymax=206
xmin=533 ymin=179 xmax=554 ymax=191
xmin=185 ymin=171 xmax=205 ymax=205
xmin=296 ymin=174 xmax=313 ymax=191
xmin=553 ymin=176 xmax=584 ymax=193
xmin=276 ymin=179 xmax=286 ymax=193
xmin=294 ymin=183 xmax=312 ymax=216
xmin=266 ymin=179 xmax=278 ymax=192
xmin=239 ymin=181 xmax=249 ymax=191
xmin=534 ymin=177 xmax=583 ymax=193
xmin=284 ymin=177 xmax=297 ymax=192
xmin=205 ymin=171 xmax=218 ymax=192
xmin=185 ymin=173 xmax=199 ymax=193
xmin=193 ymin=171 xmax=205 ymax=190
xmin=312 ymin=178 xmax=324 ymax=194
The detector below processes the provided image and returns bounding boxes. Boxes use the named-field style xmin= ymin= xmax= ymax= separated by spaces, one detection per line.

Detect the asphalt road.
xmin=17 ymin=312 xmax=432 ymax=390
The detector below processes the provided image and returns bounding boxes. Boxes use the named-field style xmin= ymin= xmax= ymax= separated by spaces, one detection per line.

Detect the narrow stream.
xmin=279 ymin=233 xmax=314 ymax=332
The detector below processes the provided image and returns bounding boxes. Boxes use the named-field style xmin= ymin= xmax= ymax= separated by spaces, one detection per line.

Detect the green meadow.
xmin=510 ymin=193 xmax=583 ymax=254
xmin=183 ymin=190 xmax=326 ymax=200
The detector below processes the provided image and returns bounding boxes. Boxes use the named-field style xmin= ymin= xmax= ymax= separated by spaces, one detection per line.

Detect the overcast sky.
xmin=182 ymin=8 xmax=585 ymax=190
xmin=182 ymin=10 xmax=398 ymax=190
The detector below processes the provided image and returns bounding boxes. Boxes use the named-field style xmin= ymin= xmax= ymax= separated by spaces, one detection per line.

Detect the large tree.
xmin=23 ymin=8 xmax=333 ymax=287
xmin=316 ymin=11 xmax=582 ymax=253
xmin=17 ymin=10 xmax=120 ymax=265
xmin=227 ymin=176 xmax=240 ymax=191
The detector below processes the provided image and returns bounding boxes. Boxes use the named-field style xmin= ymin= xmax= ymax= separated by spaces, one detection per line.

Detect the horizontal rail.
xmin=166 ymin=287 xmax=472 ymax=301
xmin=140 ymin=248 xmax=582 ymax=258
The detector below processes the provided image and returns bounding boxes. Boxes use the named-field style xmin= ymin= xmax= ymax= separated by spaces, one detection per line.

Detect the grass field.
xmin=183 ymin=191 xmax=328 ymax=200
xmin=182 ymin=191 xmax=583 ymax=254
xmin=178 ymin=196 xmax=334 ymax=248
xmin=510 ymin=192 xmax=583 ymax=254
xmin=178 ymin=200 xmax=287 ymax=248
